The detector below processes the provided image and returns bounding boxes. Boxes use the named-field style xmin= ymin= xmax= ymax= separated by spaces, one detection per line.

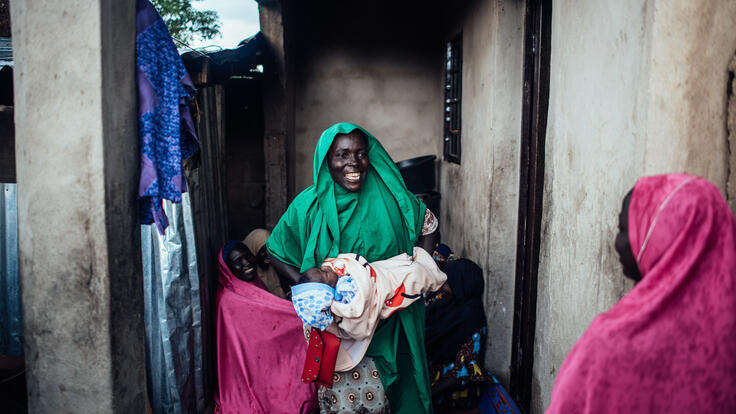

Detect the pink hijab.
xmin=214 ymin=249 xmax=317 ymax=413
xmin=547 ymin=174 xmax=736 ymax=413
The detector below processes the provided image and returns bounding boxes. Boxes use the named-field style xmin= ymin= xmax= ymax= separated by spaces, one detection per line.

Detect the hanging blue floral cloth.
xmin=136 ymin=0 xmax=198 ymax=234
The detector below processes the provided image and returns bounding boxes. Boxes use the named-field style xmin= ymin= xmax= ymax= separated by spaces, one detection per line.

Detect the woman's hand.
xmin=267 ymin=252 xmax=302 ymax=285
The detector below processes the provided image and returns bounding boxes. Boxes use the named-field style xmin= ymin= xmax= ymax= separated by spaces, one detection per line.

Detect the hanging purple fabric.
xmin=136 ymin=0 xmax=198 ymax=234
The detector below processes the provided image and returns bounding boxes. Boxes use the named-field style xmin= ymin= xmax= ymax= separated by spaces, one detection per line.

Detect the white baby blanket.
xmin=324 ymin=247 xmax=447 ymax=371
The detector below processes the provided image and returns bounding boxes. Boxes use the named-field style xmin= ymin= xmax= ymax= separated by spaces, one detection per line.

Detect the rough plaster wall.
xmin=294 ymin=47 xmax=441 ymax=192
xmin=533 ymin=4 xmax=650 ymax=409
xmin=532 ymin=1 xmax=653 ymax=410
xmin=532 ymin=1 xmax=736 ymax=412
xmin=643 ymin=0 xmax=736 ymax=190
xmin=288 ymin=0 xmax=443 ymax=193
xmin=11 ymin=0 xmax=145 ymax=412
xmin=439 ymin=0 xmax=523 ymax=386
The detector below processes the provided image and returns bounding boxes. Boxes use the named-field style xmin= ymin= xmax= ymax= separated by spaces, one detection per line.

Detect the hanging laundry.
xmin=136 ymin=0 xmax=198 ymax=234
xmin=136 ymin=2 xmax=206 ymax=414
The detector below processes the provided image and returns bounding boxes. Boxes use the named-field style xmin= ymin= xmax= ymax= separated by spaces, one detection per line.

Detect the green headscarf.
xmin=267 ymin=122 xmax=426 ymax=272
xmin=268 ymin=122 xmax=433 ymax=413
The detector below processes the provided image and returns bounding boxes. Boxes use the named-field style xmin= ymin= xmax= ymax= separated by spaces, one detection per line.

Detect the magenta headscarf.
xmin=214 ymin=249 xmax=317 ymax=413
xmin=546 ymin=174 xmax=736 ymax=413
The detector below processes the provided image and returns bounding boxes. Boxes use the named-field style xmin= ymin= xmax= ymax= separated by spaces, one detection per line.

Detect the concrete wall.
xmin=293 ymin=48 xmax=442 ymax=191
xmin=532 ymin=0 xmax=736 ymax=412
xmin=11 ymin=0 xmax=145 ymax=412
xmin=438 ymin=0 xmax=524 ymax=386
xmin=290 ymin=2 xmax=443 ymax=193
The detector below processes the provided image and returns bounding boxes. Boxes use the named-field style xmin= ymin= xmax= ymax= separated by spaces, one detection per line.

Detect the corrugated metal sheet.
xmin=142 ymin=193 xmax=205 ymax=414
xmin=0 ymin=183 xmax=22 ymax=355
xmin=186 ymin=84 xmax=229 ymax=402
xmin=0 ymin=37 xmax=12 ymax=67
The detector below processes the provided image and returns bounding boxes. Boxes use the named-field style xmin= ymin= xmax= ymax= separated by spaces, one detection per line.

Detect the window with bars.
xmin=443 ymin=33 xmax=462 ymax=164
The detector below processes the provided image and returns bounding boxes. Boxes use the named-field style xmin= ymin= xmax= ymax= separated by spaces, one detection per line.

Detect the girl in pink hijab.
xmin=215 ymin=241 xmax=318 ymax=413
xmin=547 ymin=173 xmax=736 ymax=413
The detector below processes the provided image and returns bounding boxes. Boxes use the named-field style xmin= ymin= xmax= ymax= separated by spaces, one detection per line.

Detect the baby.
xmin=291 ymin=247 xmax=447 ymax=369
xmin=302 ymin=266 xmax=340 ymax=288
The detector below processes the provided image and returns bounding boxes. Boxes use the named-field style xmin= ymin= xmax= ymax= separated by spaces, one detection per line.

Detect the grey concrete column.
xmin=10 ymin=1 xmax=145 ymax=412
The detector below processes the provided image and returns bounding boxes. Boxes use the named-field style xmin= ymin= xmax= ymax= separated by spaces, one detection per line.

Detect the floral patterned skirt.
xmin=318 ymin=356 xmax=391 ymax=414
xmin=429 ymin=327 xmax=492 ymax=411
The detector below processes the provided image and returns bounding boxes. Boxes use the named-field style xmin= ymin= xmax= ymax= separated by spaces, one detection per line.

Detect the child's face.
xmin=256 ymin=245 xmax=270 ymax=267
xmin=226 ymin=244 xmax=257 ymax=282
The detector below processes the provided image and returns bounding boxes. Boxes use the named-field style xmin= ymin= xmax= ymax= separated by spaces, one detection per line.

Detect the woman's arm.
xmin=416 ymin=208 xmax=440 ymax=254
xmin=416 ymin=228 xmax=440 ymax=254
xmin=267 ymin=252 xmax=302 ymax=285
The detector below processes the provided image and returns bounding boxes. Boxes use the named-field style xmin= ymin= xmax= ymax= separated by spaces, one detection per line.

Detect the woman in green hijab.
xmin=268 ymin=122 xmax=439 ymax=413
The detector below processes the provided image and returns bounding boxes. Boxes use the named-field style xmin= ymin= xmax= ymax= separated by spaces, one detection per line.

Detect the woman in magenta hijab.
xmin=546 ymin=173 xmax=736 ymax=413
xmin=214 ymin=241 xmax=317 ymax=413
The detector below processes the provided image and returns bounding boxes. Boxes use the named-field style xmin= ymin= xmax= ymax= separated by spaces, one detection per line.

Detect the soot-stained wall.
xmin=290 ymin=1 xmax=444 ymax=193
xmin=438 ymin=0 xmax=524 ymax=386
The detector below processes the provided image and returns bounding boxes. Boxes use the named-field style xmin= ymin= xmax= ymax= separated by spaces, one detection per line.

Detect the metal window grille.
xmin=443 ymin=33 xmax=462 ymax=163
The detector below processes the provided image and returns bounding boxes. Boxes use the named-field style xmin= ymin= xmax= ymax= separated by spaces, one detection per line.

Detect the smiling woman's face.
xmin=614 ymin=190 xmax=643 ymax=282
xmin=226 ymin=244 xmax=258 ymax=282
xmin=327 ymin=131 xmax=370 ymax=192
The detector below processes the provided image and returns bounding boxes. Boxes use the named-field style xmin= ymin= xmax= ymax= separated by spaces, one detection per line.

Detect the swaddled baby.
xmin=291 ymin=246 xmax=447 ymax=370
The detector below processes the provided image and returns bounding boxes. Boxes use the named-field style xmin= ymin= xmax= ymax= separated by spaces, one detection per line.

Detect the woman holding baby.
xmin=267 ymin=122 xmax=440 ymax=414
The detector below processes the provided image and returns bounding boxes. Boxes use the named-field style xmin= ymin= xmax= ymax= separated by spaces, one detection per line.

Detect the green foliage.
xmin=151 ymin=0 xmax=221 ymax=44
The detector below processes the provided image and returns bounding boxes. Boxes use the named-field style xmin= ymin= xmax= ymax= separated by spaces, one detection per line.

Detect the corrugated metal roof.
xmin=0 ymin=37 xmax=12 ymax=67
xmin=181 ymin=32 xmax=264 ymax=84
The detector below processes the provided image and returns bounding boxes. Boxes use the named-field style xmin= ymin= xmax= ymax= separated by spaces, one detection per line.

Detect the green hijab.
xmin=268 ymin=122 xmax=433 ymax=413
xmin=267 ymin=122 xmax=426 ymax=272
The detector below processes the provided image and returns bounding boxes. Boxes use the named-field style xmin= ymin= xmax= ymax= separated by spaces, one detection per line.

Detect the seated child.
xmin=291 ymin=246 xmax=447 ymax=371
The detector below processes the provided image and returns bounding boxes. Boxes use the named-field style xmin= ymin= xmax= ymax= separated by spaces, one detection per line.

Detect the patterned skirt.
xmin=318 ymin=356 xmax=391 ymax=414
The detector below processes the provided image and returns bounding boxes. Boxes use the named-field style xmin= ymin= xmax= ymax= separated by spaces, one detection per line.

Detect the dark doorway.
xmin=510 ymin=0 xmax=552 ymax=412
xmin=224 ymin=76 xmax=265 ymax=240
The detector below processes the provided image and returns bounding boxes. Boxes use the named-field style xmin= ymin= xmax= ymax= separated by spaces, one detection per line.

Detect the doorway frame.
xmin=509 ymin=0 xmax=552 ymax=411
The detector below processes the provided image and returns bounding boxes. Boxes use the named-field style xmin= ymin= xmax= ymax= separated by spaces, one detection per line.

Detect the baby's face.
xmin=320 ymin=265 xmax=339 ymax=287
xmin=304 ymin=266 xmax=339 ymax=287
